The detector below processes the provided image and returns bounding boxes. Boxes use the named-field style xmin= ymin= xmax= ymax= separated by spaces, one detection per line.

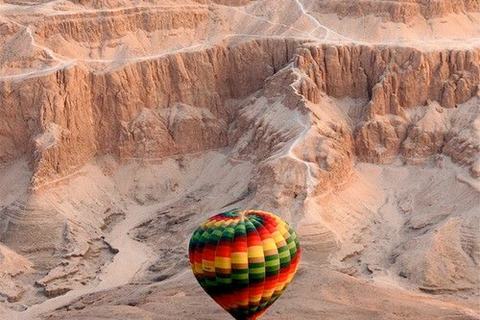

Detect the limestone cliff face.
xmin=72 ymin=0 xmax=255 ymax=7
xmin=230 ymin=62 xmax=355 ymax=213
xmin=195 ymin=0 xmax=254 ymax=5
xmin=22 ymin=4 xmax=226 ymax=64
xmin=0 ymin=0 xmax=479 ymax=315
xmin=294 ymin=44 xmax=480 ymax=173
xmin=33 ymin=7 xmax=210 ymax=43
xmin=0 ymin=64 xmax=97 ymax=186
xmin=308 ymin=0 xmax=480 ymax=22
xmin=1 ymin=39 xmax=478 ymax=187
xmin=295 ymin=45 xmax=479 ymax=108
xmin=0 ymin=38 xmax=300 ymax=186
xmin=90 ymin=38 xmax=299 ymax=159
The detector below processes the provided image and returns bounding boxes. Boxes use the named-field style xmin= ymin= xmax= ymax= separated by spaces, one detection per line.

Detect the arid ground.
xmin=0 ymin=0 xmax=479 ymax=319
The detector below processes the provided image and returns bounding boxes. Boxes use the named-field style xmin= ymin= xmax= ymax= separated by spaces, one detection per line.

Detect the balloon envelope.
xmin=188 ymin=209 xmax=301 ymax=320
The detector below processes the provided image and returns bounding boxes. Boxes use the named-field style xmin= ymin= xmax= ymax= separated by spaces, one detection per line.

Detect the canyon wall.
xmin=34 ymin=7 xmax=211 ymax=43
xmin=294 ymin=44 xmax=480 ymax=175
xmin=1 ymin=40 xmax=478 ymax=188
xmin=308 ymin=0 xmax=480 ymax=22
xmin=295 ymin=44 xmax=479 ymax=108
xmin=0 ymin=1 xmax=479 ymax=317
xmin=0 ymin=38 xmax=300 ymax=186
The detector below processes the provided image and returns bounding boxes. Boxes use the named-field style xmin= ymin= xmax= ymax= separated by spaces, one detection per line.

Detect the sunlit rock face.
xmin=0 ymin=1 xmax=478 ymax=319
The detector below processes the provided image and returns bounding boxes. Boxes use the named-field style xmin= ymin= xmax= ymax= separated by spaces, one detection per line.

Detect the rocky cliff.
xmin=2 ymin=40 xmax=478 ymax=187
xmin=0 ymin=38 xmax=300 ymax=186
xmin=307 ymin=0 xmax=480 ymax=22
xmin=294 ymin=44 xmax=480 ymax=175
xmin=0 ymin=0 xmax=478 ymax=319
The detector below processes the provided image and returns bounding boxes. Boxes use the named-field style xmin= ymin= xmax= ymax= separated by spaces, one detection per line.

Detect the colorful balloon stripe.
xmin=189 ymin=209 xmax=301 ymax=320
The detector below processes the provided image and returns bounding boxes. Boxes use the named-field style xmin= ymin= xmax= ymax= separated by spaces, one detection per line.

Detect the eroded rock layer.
xmin=0 ymin=0 xmax=479 ymax=319
xmin=307 ymin=0 xmax=480 ymax=22
xmin=294 ymin=44 xmax=480 ymax=173
xmin=0 ymin=38 xmax=301 ymax=185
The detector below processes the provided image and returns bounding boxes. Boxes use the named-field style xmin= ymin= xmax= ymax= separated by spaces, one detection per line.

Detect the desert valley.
xmin=0 ymin=0 xmax=479 ymax=319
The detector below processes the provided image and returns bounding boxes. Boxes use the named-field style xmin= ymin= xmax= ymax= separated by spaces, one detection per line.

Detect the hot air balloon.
xmin=188 ymin=209 xmax=301 ymax=320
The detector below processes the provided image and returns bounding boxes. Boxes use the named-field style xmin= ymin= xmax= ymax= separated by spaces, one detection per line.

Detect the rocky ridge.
xmin=0 ymin=0 xmax=478 ymax=319
xmin=306 ymin=0 xmax=480 ymax=22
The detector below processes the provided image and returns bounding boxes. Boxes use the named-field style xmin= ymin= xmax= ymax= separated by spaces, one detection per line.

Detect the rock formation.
xmin=0 ymin=0 xmax=478 ymax=319
xmin=306 ymin=0 xmax=480 ymax=22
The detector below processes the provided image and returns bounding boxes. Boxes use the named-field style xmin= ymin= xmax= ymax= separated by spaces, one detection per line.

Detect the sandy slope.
xmin=1 ymin=154 xmax=478 ymax=320
xmin=2 ymin=157 xmax=475 ymax=320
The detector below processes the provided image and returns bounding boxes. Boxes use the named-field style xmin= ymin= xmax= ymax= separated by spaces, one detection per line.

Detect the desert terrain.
xmin=0 ymin=0 xmax=479 ymax=319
